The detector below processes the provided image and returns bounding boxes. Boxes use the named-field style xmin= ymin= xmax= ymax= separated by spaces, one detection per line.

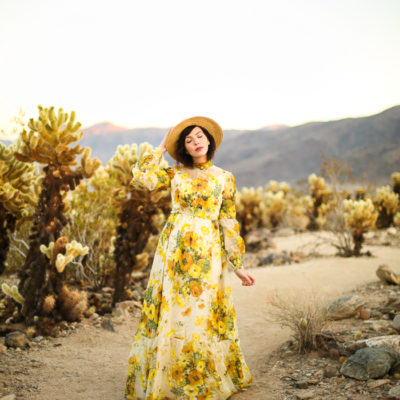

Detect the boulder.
xmin=5 ymin=331 xmax=30 ymax=349
xmin=377 ymin=264 xmax=400 ymax=285
xmin=327 ymin=295 xmax=364 ymax=320
xmin=340 ymin=346 xmax=398 ymax=380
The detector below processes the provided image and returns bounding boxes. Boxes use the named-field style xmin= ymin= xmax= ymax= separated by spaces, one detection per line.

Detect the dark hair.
xmin=175 ymin=125 xmax=216 ymax=167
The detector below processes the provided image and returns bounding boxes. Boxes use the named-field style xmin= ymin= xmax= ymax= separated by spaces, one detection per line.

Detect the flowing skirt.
xmin=125 ymin=211 xmax=252 ymax=399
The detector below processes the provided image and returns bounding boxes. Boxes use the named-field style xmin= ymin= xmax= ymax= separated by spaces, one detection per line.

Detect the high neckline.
xmin=193 ymin=159 xmax=213 ymax=170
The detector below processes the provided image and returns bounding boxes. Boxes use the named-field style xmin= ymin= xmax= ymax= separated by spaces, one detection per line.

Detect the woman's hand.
xmin=157 ymin=127 xmax=173 ymax=153
xmin=234 ymin=268 xmax=255 ymax=286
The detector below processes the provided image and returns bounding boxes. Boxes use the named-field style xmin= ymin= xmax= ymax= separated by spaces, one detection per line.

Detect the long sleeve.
xmin=130 ymin=147 xmax=173 ymax=191
xmin=218 ymin=171 xmax=246 ymax=271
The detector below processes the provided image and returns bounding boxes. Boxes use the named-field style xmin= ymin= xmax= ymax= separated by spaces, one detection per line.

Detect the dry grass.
xmin=266 ymin=289 xmax=329 ymax=354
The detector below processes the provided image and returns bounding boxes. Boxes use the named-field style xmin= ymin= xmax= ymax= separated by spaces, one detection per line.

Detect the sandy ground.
xmin=1 ymin=232 xmax=399 ymax=400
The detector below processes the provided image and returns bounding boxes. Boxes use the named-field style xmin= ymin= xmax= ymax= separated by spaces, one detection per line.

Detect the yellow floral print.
xmin=126 ymin=147 xmax=252 ymax=399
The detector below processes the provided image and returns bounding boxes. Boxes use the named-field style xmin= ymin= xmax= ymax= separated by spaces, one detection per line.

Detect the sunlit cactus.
xmin=236 ymin=186 xmax=263 ymax=236
xmin=9 ymin=105 xmax=101 ymax=327
xmin=285 ymin=193 xmax=312 ymax=230
xmin=40 ymin=238 xmax=89 ymax=273
xmin=107 ymin=142 xmax=172 ymax=305
xmin=261 ymin=190 xmax=287 ymax=229
xmin=307 ymin=173 xmax=331 ymax=230
xmin=343 ymin=198 xmax=378 ymax=256
xmin=392 ymin=172 xmax=400 ymax=197
xmin=374 ymin=185 xmax=399 ymax=228
xmin=1 ymin=283 xmax=25 ymax=305
xmin=0 ymin=142 xmax=38 ymax=275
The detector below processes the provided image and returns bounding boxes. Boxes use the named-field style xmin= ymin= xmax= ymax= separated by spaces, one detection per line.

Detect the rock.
xmin=101 ymin=318 xmax=115 ymax=332
xmin=377 ymin=264 xmax=400 ymax=285
xmin=296 ymin=391 xmax=314 ymax=400
xmin=323 ymin=366 xmax=338 ymax=378
xmin=0 ymin=343 xmax=7 ymax=353
xmin=101 ymin=287 xmax=114 ymax=293
xmin=1 ymin=395 xmax=16 ymax=400
xmin=30 ymin=335 xmax=43 ymax=343
xmin=367 ymin=378 xmax=391 ymax=388
xmin=245 ymin=229 xmax=274 ymax=251
xmin=357 ymin=335 xmax=400 ymax=352
xmin=5 ymin=331 xmax=30 ymax=349
xmin=393 ymin=316 xmax=400 ymax=331
xmin=260 ymin=253 xmax=275 ymax=265
xmin=360 ymin=308 xmax=371 ymax=319
xmin=340 ymin=346 xmax=398 ymax=380
xmin=327 ymin=295 xmax=365 ymax=320
xmin=387 ymin=227 xmax=398 ymax=237
xmin=389 ymin=383 xmax=400 ymax=396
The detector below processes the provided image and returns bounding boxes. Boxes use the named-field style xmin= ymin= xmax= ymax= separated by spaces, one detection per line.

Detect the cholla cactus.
xmin=374 ymin=186 xmax=399 ymax=228
xmin=392 ymin=172 xmax=400 ymax=197
xmin=343 ymin=198 xmax=378 ymax=256
xmin=0 ymin=142 xmax=39 ymax=275
xmin=1 ymin=283 xmax=25 ymax=305
xmin=40 ymin=239 xmax=89 ymax=273
xmin=307 ymin=173 xmax=331 ymax=230
xmin=10 ymin=105 xmax=101 ymax=326
xmin=285 ymin=193 xmax=312 ymax=230
xmin=107 ymin=142 xmax=172 ymax=305
xmin=236 ymin=186 xmax=263 ymax=235
xmin=261 ymin=190 xmax=287 ymax=228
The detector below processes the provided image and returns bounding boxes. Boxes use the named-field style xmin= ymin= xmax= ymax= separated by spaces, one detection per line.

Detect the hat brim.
xmin=166 ymin=116 xmax=223 ymax=161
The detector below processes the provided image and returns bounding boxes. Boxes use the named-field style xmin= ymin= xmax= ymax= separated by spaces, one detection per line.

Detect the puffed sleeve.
xmin=130 ymin=147 xmax=173 ymax=191
xmin=218 ymin=171 xmax=246 ymax=271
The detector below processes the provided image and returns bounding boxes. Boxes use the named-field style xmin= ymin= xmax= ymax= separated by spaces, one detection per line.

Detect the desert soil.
xmin=1 ymin=231 xmax=399 ymax=400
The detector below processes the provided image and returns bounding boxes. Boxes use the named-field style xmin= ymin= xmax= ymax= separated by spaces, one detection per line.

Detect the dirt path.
xmin=1 ymin=233 xmax=399 ymax=400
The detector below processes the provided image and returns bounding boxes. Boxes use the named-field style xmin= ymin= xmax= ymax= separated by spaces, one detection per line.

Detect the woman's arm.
xmin=218 ymin=171 xmax=255 ymax=285
xmin=130 ymin=129 xmax=173 ymax=191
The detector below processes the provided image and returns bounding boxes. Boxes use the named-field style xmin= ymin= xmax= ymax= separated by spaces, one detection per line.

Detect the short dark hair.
xmin=175 ymin=125 xmax=216 ymax=167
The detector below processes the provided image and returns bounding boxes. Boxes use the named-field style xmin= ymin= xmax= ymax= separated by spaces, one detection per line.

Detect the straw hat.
xmin=166 ymin=116 xmax=223 ymax=161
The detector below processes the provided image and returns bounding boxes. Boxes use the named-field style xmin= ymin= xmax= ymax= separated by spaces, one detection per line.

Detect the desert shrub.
xmin=374 ymin=185 xmax=399 ymax=228
xmin=62 ymin=166 xmax=118 ymax=289
xmin=266 ymin=290 xmax=329 ymax=354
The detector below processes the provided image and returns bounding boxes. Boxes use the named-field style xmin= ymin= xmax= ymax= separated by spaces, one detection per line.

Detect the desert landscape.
xmin=1 ymin=229 xmax=400 ymax=399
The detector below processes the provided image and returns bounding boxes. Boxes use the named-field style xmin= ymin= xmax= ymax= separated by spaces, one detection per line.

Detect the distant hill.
xmin=218 ymin=105 xmax=400 ymax=188
xmin=1 ymin=107 xmax=399 ymax=188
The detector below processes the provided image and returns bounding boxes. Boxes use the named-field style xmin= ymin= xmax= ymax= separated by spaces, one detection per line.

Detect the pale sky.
xmin=1 ymin=0 xmax=399 ymax=139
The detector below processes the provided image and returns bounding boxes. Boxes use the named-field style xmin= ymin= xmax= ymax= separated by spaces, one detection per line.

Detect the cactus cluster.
xmin=0 ymin=143 xmax=38 ymax=275
xmin=342 ymin=198 xmax=378 ymax=256
xmin=40 ymin=238 xmax=89 ymax=273
xmin=307 ymin=173 xmax=331 ymax=230
xmin=107 ymin=142 xmax=171 ymax=305
xmin=374 ymin=185 xmax=399 ymax=228
xmin=8 ymin=105 xmax=101 ymax=326
xmin=1 ymin=283 xmax=25 ymax=305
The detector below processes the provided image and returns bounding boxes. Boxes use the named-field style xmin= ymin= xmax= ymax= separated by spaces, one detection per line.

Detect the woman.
xmin=125 ymin=116 xmax=255 ymax=400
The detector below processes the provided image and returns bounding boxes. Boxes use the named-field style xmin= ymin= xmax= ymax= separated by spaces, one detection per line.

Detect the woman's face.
xmin=184 ymin=126 xmax=210 ymax=159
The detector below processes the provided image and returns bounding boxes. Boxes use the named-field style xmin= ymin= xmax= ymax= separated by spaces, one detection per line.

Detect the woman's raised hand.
xmin=158 ymin=127 xmax=173 ymax=153
xmin=234 ymin=268 xmax=256 ymax=286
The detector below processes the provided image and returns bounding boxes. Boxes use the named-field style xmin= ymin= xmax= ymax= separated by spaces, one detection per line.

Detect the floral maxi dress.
xmin=125 ymin=147 xmax=252 ymax=400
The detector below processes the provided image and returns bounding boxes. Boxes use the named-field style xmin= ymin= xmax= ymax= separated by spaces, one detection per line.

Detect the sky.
xmin=0 ymin=0 xmax=399 ymax=139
